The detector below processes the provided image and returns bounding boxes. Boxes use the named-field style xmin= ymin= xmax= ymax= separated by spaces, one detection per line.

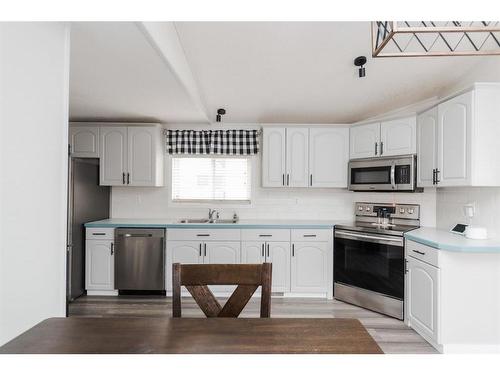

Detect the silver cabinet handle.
xmin=375 ymin=142 xmax=378 ymax=156
xmin=380 ymin=141 xmax=384 ymax=155
xmin=127 ymin=172 xmax=130 ymax=185
xmin=110 ymin=243 xmax=114 ymax=255
xmin=390 ymin=162 xmax=396 ymax=190
xmin=412 ymin=250 xmax=426 ymax=255
xmin=122 ymin=172 xmax=125 ymax=184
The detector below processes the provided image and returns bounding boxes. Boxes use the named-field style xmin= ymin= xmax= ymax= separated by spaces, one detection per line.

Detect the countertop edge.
xmin=404 ymin=231 xmax=500 ymax=253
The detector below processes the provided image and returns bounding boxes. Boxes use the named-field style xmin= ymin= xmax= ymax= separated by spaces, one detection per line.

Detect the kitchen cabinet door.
xmin=286 ymin=128 xmax=309 ymax=187
xmin=69 ymin=126 xmax=99 ymax=158
xmin=166 ymin=241 xmax=203 ymax=290
xmin=437 ymin=91 xmax=472 ymax=186
xmin=241 ymin=241 xmax=265 ymax=264
xmin=349 ymin=123 xmax=380 ymax=159
xmin=85 ymin=240 xmax=114 ymax=291
xmin=309 ymin=127 xmax=349 ymax=187
xmin=407 ymin=256 xmax=440 ymax=344
xmin=204 ymin=242 xmax=241 ymax=293
xmin=100 ymin=126 xmax=128 ymax=186
xmin=262 ymin=128 xmax=286 ymax=187
xmin=290 ymin=242 xmax=328 ymax=293
xmin=380 ymin=116 xmax=416 ymax=156
xmin=266 ymin=242 xmax=291 ymax=293
xmin=127 ymin=126 xmax=163 ymax=187
xmin=417 ymin=108 xmax=438 ymax=187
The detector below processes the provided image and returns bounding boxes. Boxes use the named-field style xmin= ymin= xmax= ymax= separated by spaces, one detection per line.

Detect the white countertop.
xmin=405 ymin=227 xmax=500 ymax=253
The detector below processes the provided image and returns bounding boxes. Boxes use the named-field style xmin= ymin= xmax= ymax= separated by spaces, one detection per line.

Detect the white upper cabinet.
xmin=69 ymin=125 xmax=99 ymax=158
xmin=417 ymin=107 xmax=438 ymax=187
xmin=309 ymin=127 xmax=349 ymax=187
xmin=286 ymin=128 xmax=309 ymax=187
xmin=100 ymin=126 xmax=128 ymax=186
xmin=99 ymin=124 xmax=164 ymax=187
xmin=437 ymin=91 xmax=471 ymax=187
xmin=262 ymin=128 xmax=286 ymax=187
xmin=349 ymin=123 xmax=380 ymax=159
xmin=380 ymin=117 xmax=416 ymax=156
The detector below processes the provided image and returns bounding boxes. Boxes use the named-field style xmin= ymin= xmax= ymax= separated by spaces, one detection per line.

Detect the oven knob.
xmin=365 ymin=207 xmax=371 ymax=212
xmin=408 ymin=208 xmax=414 ymax=214
xmin=399 ymin=208 xmax=405 ymax=214
xmin=358 ymin=206 xmax=364 ymax=211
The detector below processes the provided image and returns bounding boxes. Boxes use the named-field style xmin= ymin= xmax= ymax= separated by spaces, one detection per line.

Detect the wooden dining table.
xmin=0 ymin=317 xmax=382 ymax=354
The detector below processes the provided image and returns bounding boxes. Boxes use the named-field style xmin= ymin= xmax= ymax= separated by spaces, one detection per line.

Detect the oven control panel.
xmin=355 ymin=202 xmax=420 ymax=220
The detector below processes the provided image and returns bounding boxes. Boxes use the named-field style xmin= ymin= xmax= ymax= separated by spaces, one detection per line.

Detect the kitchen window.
xmin=171 ymin=157 xmax=251 ymax=202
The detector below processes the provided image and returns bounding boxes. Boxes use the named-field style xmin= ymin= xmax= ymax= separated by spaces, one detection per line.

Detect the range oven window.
xmin=350 ymin=166 xmax=392 ymax=185
xmin=334 ymin=234 xmax=404 ymax=299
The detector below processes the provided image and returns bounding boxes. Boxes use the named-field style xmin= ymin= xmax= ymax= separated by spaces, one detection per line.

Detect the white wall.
xmin=0 ymin=23 xmax=70 ymax=345
xmin=111 ymin=124 xmax=437 ymax=226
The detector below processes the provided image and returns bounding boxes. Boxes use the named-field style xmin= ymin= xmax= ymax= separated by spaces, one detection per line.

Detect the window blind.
xmin=172 ymin=157 xmax=251 ymax=201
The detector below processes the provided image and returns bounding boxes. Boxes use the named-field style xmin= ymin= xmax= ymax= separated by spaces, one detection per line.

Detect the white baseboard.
xmin=87 ymin=290 xmax=119 ymax=296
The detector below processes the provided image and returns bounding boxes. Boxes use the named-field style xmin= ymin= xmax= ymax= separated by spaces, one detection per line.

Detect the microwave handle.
xmin=390 ymin=162 xmax=396 ymax=190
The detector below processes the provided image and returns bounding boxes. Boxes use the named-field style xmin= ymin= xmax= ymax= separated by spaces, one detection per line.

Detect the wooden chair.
xmin=172 ymin=263 xmax=272 ymax=318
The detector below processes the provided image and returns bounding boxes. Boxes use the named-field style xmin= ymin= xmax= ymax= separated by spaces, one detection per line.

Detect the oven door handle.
xmin=390 ymin=162 xmax=396 ymax=190
xmin=334 ymin=230 xmax=403 ymax=246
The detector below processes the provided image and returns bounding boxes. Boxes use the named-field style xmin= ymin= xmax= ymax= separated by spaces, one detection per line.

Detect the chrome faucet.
xmin=208 ymin=208 xmax=220 ymax=221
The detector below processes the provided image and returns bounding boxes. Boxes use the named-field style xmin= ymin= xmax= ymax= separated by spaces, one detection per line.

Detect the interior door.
xmin=266 ymin=242 xmax=290 ymax=293
xmin=349 ymin=123 xmax=380 ymax=159
xmin=127 ymin=127 xmax=155 ymax=186
xmin=380 ymin=117 xmax=416 ymax=156
xmin=309 ymin=127 xmax=349 ymax=187
xmin=437 ymin=91 xmax=472 ymax=186
xmin=291 ymin=242 xmax=328 ymax=293
xmin=417 ymin=108 xmax=438 ymax=187
xmin=407 ymin=256 xmax=440 ymax=343
xmin=262 ymin=128 xmax=286 ymax=187
xmin=100 ymin=126 xmax=127 ymax=186
xmin=286 ymin=128 xmax=309 ymax=187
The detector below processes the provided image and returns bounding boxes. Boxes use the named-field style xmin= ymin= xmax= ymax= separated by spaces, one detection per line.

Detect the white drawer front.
xmin=167 ymin=228 xmax=241 ymax=241
xmin=86 ymin=227 xmax=115 ymax=240
xmin=406 ymin=240 xmax=439 ymax=268
xmin=241 ymin=229 xmax=290 ymax=242
xmin=291 ymin=229 xmax=332 ymax=242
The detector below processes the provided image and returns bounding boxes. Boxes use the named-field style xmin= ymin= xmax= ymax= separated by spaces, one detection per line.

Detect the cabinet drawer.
xmin=86 ymin=227 xmax=115 ymax=240
xmin=406 ymin=240 xmax=439 ymax=267
xmin=167 ymin=228 xmax=240 ymax=241
xmin=241 ymin=229 xmax=290 ymax=242
xmin=291 ymin=229 xmax=332 ymax=242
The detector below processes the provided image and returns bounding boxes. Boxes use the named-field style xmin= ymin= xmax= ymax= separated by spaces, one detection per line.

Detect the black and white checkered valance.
xmin=166 ymin=130 xmax=259 ymax=155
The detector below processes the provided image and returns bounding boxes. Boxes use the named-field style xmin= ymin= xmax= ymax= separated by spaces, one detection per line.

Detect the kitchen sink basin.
xmin=178 ymin=218 xmax=238 ymax=224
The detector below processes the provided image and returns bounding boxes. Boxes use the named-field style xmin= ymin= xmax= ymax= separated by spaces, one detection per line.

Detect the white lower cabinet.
xmin=290 ymin=242 xmax=328 ymax=293
xmin=406 ymin=256 xmax=440 ymax=345
xmin=85 ymin=239 xmax=114 ymax=292
xmin=205 ymin=242 xmax=240 ymax=293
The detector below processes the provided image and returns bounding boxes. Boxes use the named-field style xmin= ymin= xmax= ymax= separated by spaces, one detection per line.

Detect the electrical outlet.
xmin=463 ymin=202 xmax=475 ymax=218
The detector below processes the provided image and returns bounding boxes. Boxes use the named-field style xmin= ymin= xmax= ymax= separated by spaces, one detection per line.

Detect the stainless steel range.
xmin=334 ymin=202 xmax=420 ymax=320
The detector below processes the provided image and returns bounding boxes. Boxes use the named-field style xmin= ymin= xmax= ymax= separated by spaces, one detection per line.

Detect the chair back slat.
xmin=172 ymin=263 xmax=272 ymax=318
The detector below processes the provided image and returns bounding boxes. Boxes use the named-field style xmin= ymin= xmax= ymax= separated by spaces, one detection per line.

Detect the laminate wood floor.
xmin=69 ymin=295 xmax=438 ymax=354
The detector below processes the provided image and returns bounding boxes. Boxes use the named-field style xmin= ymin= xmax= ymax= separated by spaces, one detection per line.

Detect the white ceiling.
xmin=69 ymin=22 xmax=207 ymax=123
xmin=70 ymin=22 xmax=487 ymax=124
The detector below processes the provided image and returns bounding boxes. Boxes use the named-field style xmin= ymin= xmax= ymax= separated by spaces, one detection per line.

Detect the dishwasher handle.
xmin=121 ymin=233 xmax=153 ymax=238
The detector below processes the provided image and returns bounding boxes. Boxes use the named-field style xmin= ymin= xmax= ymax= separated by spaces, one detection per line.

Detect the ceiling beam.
xmin=136 ymin=22 xmax=211 ymax=123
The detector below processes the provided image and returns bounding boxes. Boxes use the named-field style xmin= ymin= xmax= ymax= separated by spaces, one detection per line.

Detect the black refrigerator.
xmin=66 ymin=158 xmax=110 ymax=302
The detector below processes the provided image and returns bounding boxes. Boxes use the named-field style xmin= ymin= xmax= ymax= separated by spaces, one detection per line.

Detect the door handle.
xmin=122 ymin=172 xmax=125 ymax=184
xmin=375 ymin=142 xmax=378 ymax=156
xmin=127 ymin=172 xmax=130 ymax=185
xmin=110 ymin=243 xmax=114 ymax=255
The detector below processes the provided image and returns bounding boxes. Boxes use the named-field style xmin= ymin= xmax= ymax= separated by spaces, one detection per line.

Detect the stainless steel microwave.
xmin=348 ymin=155 xmax=416 ymax=191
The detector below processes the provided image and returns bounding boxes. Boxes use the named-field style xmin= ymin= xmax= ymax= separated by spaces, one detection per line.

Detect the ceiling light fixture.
xmin=354 ymin=56 xmax=367 ymax=78
xmin=216 ymin=108 xmax=226 ymax=122
xmin=372 ymin=21 xmax=500 ymax=57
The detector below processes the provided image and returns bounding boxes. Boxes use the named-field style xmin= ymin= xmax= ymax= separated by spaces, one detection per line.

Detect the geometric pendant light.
xmin=372 ymin=21 xmax=500 ymax=57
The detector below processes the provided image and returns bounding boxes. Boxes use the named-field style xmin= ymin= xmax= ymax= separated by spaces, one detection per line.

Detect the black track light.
xmin=354 ymin=56 xmax=367 ymax=78
xmin=216 ymin=108 xmax=226 ymax=122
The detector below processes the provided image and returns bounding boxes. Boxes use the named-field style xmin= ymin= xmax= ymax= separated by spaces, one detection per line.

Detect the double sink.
xmin=178 ymin=218 xmax=238 ymax=224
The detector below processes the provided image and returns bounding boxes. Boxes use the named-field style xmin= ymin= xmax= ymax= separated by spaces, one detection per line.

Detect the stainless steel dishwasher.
xmin=115 ymin=228 xmax=165 ymax=291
